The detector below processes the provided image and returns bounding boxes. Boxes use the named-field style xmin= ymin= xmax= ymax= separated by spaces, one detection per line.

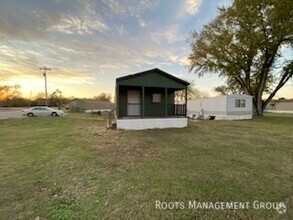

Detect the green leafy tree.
xmin=214 ymin=82 xmax=243 ymax=95
xmin=188 ymin=0 xmax=293 ymax=115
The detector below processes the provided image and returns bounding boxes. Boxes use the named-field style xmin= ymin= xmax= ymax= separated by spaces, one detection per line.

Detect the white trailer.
xmin=187 ymin=94 xmax=253 ymax=120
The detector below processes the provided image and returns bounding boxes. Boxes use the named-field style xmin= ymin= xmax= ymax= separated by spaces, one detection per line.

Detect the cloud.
xmin=138 ymin=16 xmax=146 ymax=27
xmin=176 ymin=0 xmax=202 ymax=19
xmin=167 ymin=53 xmax=190 ymax=66
xmin=102 ymin=0 xmax=156 ymax=15
xmin=77 ymin=0 xmax=97 ymax=16
xmin=116 ymin=25 xmax=125 ymax=35
xmin=0 ymin=45 xmax=40 ymax=68
xmin=30 ymin=0 xmax=108 ymax=35
xmin=0 ymin=0 xmax=198 ymax=98
xmin=47 ymin=13 xmax=108 ymax=35
xmin=185 ymin=0 xmax=202 ymax=15
xmin=150 ymin=26 xmax=184 ymax=44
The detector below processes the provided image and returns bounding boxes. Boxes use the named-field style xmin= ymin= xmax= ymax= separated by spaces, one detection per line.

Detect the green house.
xmin=115 ymin=68 xmax=189 ymax=130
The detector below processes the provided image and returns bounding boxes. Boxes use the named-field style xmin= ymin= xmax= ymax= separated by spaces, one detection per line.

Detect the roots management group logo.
xmin=155 ymin=200 xmax=287 ymax=214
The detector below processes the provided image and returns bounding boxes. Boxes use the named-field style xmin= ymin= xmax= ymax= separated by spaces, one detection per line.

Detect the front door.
xmin=127 ymin=90 xmax=141 ymax=116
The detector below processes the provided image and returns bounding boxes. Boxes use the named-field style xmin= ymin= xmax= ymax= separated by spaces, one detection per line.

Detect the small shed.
xmin=115 ymin=68 xmax=190 ymax=129
xmin=187 ymin=94 xmax=253 ymax=120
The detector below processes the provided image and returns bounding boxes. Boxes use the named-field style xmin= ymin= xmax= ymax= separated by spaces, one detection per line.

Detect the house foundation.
xmin=116 ymin=117 xmax=188 ymax=130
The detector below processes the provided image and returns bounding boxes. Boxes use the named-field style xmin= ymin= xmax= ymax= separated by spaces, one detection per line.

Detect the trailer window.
xmin=235 ymin=99 xmax=246 ymax=108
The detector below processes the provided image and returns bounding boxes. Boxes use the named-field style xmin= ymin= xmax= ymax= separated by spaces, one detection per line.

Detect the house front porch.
xmin=115 ymin=68 xmax=190 ymax=130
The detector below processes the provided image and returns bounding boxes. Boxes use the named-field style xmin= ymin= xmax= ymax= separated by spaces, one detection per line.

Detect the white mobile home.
xmin=187 ymin=94 xmax=253 ymax=120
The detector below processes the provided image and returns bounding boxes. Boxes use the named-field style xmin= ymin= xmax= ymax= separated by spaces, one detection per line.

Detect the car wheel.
xmin=27 ymin=113 xmax=34 ymax=117
xmin=51 ymin=112 xmax=58 ymax=117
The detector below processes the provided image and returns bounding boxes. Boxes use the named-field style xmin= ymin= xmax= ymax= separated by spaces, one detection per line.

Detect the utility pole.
xmin=39 ymin=66 xmax=51 ymax=106
xmin=29 ymin=91 xmax=32 ymax=107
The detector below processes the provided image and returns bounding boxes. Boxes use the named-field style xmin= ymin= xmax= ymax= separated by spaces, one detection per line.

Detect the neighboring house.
xmin=266 ymin=99 xmax=293 ymax=112
xmin=115 ymin=68 xmax=190 ymax=130
xmin=266 ymin=100 xmax=277 ymax=110
xmin=187 ymin=94 xmax=253 ymax=120
xmin=68 ymin=99 xmax=115 ymax=112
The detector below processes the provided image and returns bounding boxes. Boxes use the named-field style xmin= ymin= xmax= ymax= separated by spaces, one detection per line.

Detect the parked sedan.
xmin=22 ymin=106 xmax=64 ymax=117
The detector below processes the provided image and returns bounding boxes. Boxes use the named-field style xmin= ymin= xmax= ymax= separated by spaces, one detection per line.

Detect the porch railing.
xmin=173 ymin=104 xmax=186 ymax=116
xmin=119 ymin=103 xmax=186 ymax=117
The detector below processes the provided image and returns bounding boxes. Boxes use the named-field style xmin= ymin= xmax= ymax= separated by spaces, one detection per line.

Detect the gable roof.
xmin=116 ymin=68 xmax=190 ymax=86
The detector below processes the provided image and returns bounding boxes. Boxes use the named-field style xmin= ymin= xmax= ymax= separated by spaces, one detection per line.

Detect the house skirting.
xmin=188 ymin=111 xmax=252 ymax=120
xmin=207 ymin=114 xmax=252 ymax=120
xmin=116 ymin=118 xmax=188 ymax=130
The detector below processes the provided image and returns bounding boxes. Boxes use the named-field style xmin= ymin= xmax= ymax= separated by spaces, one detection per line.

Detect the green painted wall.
xmin=117 ymin=86 xmax=178 ymax=117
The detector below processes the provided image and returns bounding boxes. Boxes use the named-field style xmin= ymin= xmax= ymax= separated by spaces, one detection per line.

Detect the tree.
xmin=0 ymin=85 xmax=11 ymax=101
xmin=189 ymin=88 xmax=209 ymax=99
xmin=49 ymin=89 xmax=63 ymax=107
xmin=175 ymin=83 xmax=209 ymax=101
xmin=0 ymin=84 xmax=22 ymax=106
xmin=214 ymin=83 xmax=242 ymax=95
xmin=0 ymin=85 xmax=21 ymax=100
xmin=93 ymin=93 xmax=112 ymax=102
xmin=32 ymin=93 xmax=46 ymax=106
xmin=188 ymin=0 xmax=293 ymax=116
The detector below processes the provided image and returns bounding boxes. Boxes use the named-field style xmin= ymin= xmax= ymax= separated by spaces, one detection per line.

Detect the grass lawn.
xmin=0 ymin=113 xmax=292 ymax=219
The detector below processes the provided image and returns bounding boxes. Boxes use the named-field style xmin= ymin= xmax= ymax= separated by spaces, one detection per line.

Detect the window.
xmin=152 ymin=93 xmax=162 ymax=103
xmin=235 ymin=99 xmax=246 ymax=108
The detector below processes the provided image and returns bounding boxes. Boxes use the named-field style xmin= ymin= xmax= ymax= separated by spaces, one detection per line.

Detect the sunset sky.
xmin=0 ymin=0 xmax=292 ymax=99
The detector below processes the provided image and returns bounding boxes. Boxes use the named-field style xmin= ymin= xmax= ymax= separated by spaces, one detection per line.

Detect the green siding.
xmin=118 ymin=86 xmax=127 ymax=117
xmin=117 ymin=72 xmax=186 ymax=89
xmin=117 ymin=86 xmax=179 ymax=118
xmin=144 ymin=87 xmax=165 ymax=117
xmin=116 ymin=69 xmax=188 ymax=118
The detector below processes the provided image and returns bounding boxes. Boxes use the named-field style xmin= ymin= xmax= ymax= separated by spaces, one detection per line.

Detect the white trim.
xmin=117 ymin=118 xmax=188 ymax=130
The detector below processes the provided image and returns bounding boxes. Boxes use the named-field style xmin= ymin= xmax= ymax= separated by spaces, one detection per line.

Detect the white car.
xmin=22 ymin=106 xmax=64 ymax=117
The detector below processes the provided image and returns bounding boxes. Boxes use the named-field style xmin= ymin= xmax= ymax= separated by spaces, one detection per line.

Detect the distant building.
xmin=266 ymin=100 xmax=277 ymax=110
xmin=68 ymin=99 xmax=115 ymax=112
xmin=187 ymin=94 xmax=253 ymax=120
xmin=266 ymin=99 xmax=293 ymax=112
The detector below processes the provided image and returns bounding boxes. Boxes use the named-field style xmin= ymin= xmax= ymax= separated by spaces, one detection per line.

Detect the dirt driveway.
xmin=0 ymin=108 xmax=25 ymax=120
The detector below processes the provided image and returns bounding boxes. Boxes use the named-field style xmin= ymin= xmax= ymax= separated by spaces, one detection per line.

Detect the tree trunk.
xmin=257 ymin=99 xmax=263 ymax=116
xmin=253 ymin=95 xmax=264 ymax=116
